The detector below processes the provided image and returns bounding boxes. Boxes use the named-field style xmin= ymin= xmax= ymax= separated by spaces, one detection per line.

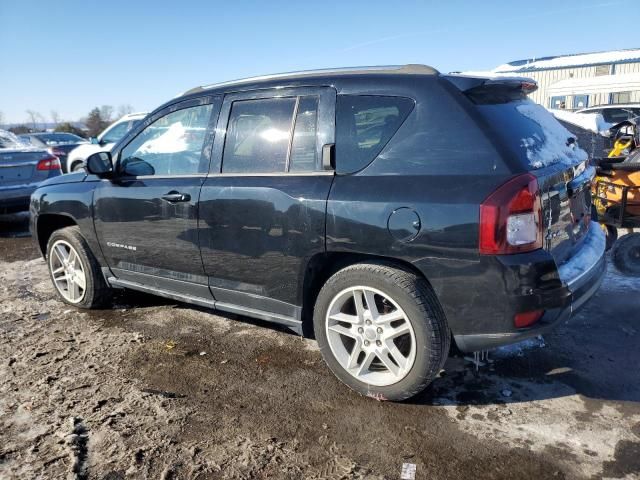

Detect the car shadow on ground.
xmin=110 ymin=282 xmax=640 ymax=408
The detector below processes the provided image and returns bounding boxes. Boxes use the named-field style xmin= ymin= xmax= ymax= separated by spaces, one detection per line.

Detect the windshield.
xmin=476 ymin=99 xmax=588 ymax=169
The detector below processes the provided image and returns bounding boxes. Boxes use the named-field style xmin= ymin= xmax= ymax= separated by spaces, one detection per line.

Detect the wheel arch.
xmin=36 ymin=213 xmax=78 ymax=256
xmin=300 ymin=252 xmax=440 ymax=337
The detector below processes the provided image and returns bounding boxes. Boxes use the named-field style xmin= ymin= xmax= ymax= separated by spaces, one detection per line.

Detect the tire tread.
xmin=314 ymin=261 xmax=450 ymax=401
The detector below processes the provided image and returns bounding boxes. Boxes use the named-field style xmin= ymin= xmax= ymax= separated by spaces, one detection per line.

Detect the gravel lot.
xmin=1 ymin=212 xmax=639 ymax=480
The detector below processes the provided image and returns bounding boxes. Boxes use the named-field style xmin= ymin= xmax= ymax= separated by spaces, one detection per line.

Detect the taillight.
xmin=37 ymin=155 xmax=62 ymax=171
xmin=479 ymin=173 xmax=543 ymax=254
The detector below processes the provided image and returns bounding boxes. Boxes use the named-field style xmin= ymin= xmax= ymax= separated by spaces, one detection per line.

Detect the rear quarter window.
xmin=336 ymin=95 xmax=414 ymax=173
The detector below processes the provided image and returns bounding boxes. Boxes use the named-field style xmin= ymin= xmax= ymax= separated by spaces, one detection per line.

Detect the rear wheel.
xmin=313 ymin=262 xmax=449 ymax=401
xmin=612 ymin=232 xmax=640 ymax=277
xmin=46 ymin=226 xmax=111 ymax=308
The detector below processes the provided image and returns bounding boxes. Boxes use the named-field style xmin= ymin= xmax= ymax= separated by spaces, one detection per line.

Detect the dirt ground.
xmin=1 ymin=212 xmax=639 ymax=480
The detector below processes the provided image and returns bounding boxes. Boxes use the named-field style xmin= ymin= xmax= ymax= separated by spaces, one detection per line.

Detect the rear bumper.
xmin=454 ymin=222 xmax=606 ymax=352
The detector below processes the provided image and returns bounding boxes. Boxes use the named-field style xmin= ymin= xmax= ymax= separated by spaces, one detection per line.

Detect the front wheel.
xmin=46 ymin=226 xmax=112 ymax=308
xmin=313 ymin=263 xmax=450 ymax=401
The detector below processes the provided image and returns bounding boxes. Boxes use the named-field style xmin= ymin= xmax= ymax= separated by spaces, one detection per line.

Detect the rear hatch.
xmin=448 ymin=75 xmax=593 ymax=265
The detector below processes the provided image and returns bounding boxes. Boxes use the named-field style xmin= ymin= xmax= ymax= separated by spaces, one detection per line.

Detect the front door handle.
xmin=162 ymin=191 xmax=191 ymax=203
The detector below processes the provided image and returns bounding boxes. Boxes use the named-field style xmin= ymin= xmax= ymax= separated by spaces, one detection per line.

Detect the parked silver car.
xmin=0 ymin=130 xmax=62 ymax=214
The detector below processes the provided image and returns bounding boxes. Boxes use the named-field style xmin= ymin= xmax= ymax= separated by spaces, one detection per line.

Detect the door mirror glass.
xmin=86 ymin=151 xmax=113 ymax=175
xmin=122 ymin=157 xmax=156 ymax=176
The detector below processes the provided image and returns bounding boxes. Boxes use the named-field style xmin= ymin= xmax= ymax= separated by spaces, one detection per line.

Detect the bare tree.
xmin=26 ymin=110 xmax=40 ymax=130
xmin=50 ymin=110 xmax=61 ymax=127
xmin=99 ymin=105 xmax=113 ymax=124
xmin=36 ymin=112 xmax=46 ymax=130
xmin=116 ymin=104 xmax=134 ymax=118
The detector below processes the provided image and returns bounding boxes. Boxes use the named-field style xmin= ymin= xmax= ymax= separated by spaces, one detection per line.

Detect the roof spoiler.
xmin=443 ymin=74 xmax=538 ymax=103
xmin=444 ymin=74 xmax=537 ymax=93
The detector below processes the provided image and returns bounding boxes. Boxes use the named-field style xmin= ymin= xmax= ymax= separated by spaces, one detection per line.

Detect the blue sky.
xmin=1 ymin=0 xmax=637 ymax=124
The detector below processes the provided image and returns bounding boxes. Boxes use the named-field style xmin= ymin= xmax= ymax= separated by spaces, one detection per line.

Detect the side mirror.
xmin=86 ymin=151 xmax=113 ymax=176
xmin=122 ymin=158 xmax=155 ymax=177
xmin=90 ymin=137 xmax=99 ymax=145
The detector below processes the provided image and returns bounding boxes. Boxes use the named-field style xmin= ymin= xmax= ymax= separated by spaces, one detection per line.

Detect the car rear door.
xmin=93 ymin=96 xmax=221 ymax=299
xmin=199 ymin=87 xmax=335 ymax=323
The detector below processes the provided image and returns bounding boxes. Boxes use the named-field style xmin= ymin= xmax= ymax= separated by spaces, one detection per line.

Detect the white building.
xmin=492 ymin=48 xmax=640 ymax=110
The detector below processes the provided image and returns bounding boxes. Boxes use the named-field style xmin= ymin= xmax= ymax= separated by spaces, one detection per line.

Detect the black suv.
xmin=31 ymin=65 xmax=606 ymax=401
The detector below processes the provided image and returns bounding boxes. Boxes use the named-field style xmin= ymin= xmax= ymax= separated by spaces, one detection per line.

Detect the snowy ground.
xmin=1 ymin=213 xmax=639 ymax=479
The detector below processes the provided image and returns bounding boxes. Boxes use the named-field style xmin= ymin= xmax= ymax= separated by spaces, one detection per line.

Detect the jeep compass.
xmin=30 ymin=65 xmax=606 ymax=401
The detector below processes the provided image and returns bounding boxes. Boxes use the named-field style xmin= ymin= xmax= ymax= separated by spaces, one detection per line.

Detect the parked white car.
xmin=577 ymin=104 xmax=640 ymax=124
xmin=66 ymin=112 xmax=147 ymax=172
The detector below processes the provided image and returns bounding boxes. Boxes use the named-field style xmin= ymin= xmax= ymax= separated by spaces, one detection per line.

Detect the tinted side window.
xmin=289 ymin=96 xmax=319 ymax=172
xmin=336 ymin=95 xmax=414 ymax=172
xmin=222 ymin=98 xmax=296 ymax=173
xmin=120 ymin=104 xmax=213 ymax=176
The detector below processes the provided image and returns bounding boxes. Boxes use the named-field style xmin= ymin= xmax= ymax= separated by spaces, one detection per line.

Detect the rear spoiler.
xmin=443 ymin=74 xmax=538 ymax=103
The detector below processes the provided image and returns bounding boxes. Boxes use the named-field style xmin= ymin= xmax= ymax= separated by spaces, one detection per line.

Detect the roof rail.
xmin=180 ymin=64 xmax=438 ymax=97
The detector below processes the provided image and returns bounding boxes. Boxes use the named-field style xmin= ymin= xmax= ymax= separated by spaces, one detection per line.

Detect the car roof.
xmin=119 ymin=112 xmax=148 ymax=120
xmin=179 ymin=64 xmax=439 ymax=97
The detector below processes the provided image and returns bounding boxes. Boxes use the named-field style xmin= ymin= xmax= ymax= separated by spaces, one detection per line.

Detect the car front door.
xmin=93 ymin=96 xmax=221 ymax=299
xmin=199 ymin=87 xmax=335 ymax=324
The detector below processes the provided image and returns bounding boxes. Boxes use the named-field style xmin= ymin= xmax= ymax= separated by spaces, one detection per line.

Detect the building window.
xmin=610 ymin=91 xmax=631 ymax=104
xmin=595 ymin=64 xmax=610 ymax=76
xmin=549 ymin=96 xmax=566 ymax=109
xmin=573 ymin=95 xmax=589 ymax=109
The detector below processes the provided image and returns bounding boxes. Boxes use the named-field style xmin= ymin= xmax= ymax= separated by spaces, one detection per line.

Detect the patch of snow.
xmin=0 ymin=130 xmax=44 ymax=153
xmin=549 ymin=109 xmax=612 ymax=135
xmin=0 ymin=129 xmax=28 ymax=150
xmin=557 ymin=222 xmax=605 ymax=285
xmin=494 ymin=48 xmax=640 ymax=72
xmin=516 ymin=103 xmax=588 ymax=168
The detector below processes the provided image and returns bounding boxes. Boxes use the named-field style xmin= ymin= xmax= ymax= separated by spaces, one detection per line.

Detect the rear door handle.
xmin=162 ymin=191 xmax=191 ymax=203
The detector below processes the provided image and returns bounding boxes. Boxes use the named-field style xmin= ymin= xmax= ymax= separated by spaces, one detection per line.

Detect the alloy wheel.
xmin=325 ymin=286 xmax=416 ymax=387
xmin=49 ymin=240 xmax=87 ymax=303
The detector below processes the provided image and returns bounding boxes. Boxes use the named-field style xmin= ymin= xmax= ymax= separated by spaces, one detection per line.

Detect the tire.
xmin=46 ymin=226 xmax=112 ymax=308
xmin=612 ymin=233 xmax=640 ymax=277
xmin=71 ymin=162 xmax=85 ymax=172
xmin=313 ymin=262 xmax=450 ymax=401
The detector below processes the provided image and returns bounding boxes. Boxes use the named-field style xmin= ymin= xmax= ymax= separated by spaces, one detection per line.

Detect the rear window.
xmin=336 ymin=95 xmax=414 ymax=173
xmin=475 ymin=100 xmax=588 ymax=169
xmin=0 ymin=130 xmax=26 ymax=149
